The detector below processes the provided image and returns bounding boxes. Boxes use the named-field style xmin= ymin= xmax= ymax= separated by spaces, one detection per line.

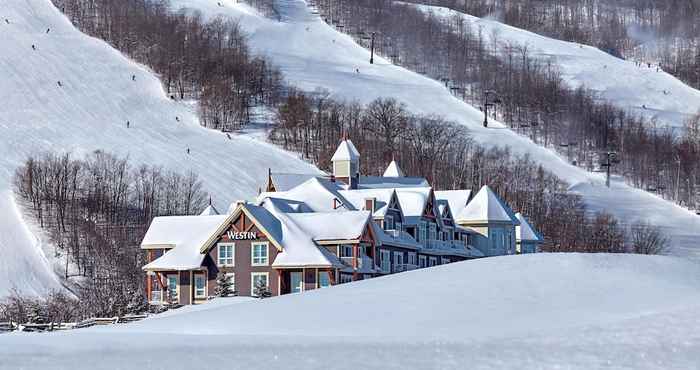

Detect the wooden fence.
xmin=0 ymin=314 xmax=147 ymax=333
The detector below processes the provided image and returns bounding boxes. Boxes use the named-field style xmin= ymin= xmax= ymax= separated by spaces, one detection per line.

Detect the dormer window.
xmin=385 ymin=215 xmax=394 ymax=230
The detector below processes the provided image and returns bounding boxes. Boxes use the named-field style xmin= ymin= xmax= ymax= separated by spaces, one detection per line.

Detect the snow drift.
xmin=1 ymin=253 xmax=699 ymax=369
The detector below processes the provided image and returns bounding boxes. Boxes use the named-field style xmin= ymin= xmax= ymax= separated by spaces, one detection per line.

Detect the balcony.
xmin=392 ymin=263 xmax=419 ymax=273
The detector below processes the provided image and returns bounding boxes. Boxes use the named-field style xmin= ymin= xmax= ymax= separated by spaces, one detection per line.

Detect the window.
xmin=429 ymin=223 xmax=437 ymax=241
xmin=380 ymin=250 xmax=391 ymax=273
xmin=167 ymin=275 xmax=178 ymax=302
xmin=341 ymin=244 xmax=353 ymax=257
xmin=419 ymin=221 xmax=427 ymax=243
xmin=340 ymin=274 xmax=353 ymax=283
xmin=418 ymin=255 xmax=427 ymax=268
xmin=396 ymin=221 xmax=402 ymax=232
xmin=194 ymin=273 xmax=207 ymax=299
xmin=393 ymin=251 xmax=403 ymax=267
xmin=251 ymin=272 xmax=269 ymax=296
xmin=251 ymin=242 xmax=269 ymax=266
xmin=318 ymin=271 xmax=331 ymax=288
xmin=428 ymin=257 xmax=437 ymax=267
xmin=441 ymin=257 xmax=450 ymax=265
xmin=407 ymin=252 xmax=417 ymax=266
xmin=218 ymin=243 xmax=235 ymax=266
xmin=385 ymin=215 xmax=394 ymax=230
xmin=444 ymin=227 xmax=453 ymax=240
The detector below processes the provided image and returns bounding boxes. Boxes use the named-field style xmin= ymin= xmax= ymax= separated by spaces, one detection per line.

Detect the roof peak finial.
xmin=342 ymin=129 xmax=348 ymax=141
xmin=209 ymin=195 xmax=212 ymax=206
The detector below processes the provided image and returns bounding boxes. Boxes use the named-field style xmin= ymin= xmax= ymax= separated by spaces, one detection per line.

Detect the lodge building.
xmin=141 ymin=138 xmax=543 ymax=305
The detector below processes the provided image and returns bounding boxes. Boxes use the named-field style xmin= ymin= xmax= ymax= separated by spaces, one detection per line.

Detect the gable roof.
xmin=199 ymin=204 xmax=220 ymax=216
xmin=394 ymin=187 xmax=435 ymax=225
xmin=515 ymin=213 xmax=543 ymax=242
xmin=457 ymin=186 xmax=519 ymax=224
xmin=331 ymin=139 xmax=360 ymax=161
xmin=383 ymin=160 xmax=405 ymax=177
xmin=141 ymin=215 xmax=227 ymax=271
xmin=338 ymin=188 xmax=399 ymax=218
xmin=435 ymin=190 xmax=472 ymax=219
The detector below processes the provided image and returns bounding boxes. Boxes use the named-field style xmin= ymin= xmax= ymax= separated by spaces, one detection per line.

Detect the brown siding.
xmin=179 ymin=271 xmax=191 ymax=305
xmin=205 ymin=212 xmax=280 ymax=297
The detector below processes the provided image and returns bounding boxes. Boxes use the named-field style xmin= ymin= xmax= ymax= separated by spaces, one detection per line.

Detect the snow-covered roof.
xmin=457 ymin=186 xmax=519 ymax=224
xmin=254 ymin=202 xmax=346 ymax=268
xmin=269 ymin=172 xmax=319 ymax=192
xmin=435 ymin=190 xmax=472 ymax=219
xmin=142 ymin=215 xmax=227 ymax=271
xmin=338 ymin=188 xmax=397 ymax=218
xmin=358 ymin=175 xmax=429 ymax=189
xmin=383 ymin=160 xmax=405 ymax=177
xmin=199 ymin=204 xmax=220 ymax=216
xmin=259 ymin=177 xmax=352 ymax=212
xmin=141 ymin=215 xmax=227 ymax=248
xmin=515 ymin=213 xmax=543 ymax=242
xmin=331 ymin=139 xmax=360 ymax=161
xmin=394 ymin=187 xmax=433 ymax=225
xmin=286 ymin=210 xmax=371 ymax=242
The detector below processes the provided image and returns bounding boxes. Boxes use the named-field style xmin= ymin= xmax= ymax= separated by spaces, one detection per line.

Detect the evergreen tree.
xmin=254 ymin=280 xmax=271 ymax=299
xmin=126 ymin=289 xmax=147 ymax=314
xmin=27 ymin=301 xmax=47 ymax=324
xmin=214 ymin=272 xmax=236 ymax=297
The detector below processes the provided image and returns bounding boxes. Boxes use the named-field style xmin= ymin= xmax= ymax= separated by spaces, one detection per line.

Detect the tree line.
xmin=52 ymin=0 xmax=285 ymax=131
xmin=7 ymin=151 xmax=208 ymax=321
xmin=308 ymin=0 xmax=700 ymax=214
xmin=408 ymin=0 xmax=700 ymax=90
xmin=270 ymin=92 xmax=669 ymax=254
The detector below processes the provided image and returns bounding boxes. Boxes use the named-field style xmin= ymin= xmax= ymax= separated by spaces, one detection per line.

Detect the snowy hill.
xmin=0 ymin=0 xmax=318 ymax=297
xmin=410 ymin=3 xmax=700 ymax=130
xmin=2 ymin=253 xmax=700 ymax=369
xmin=166 ymin=0 xmax=700 ymax=257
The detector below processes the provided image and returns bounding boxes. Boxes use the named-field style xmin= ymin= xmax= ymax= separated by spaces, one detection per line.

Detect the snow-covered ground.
xmin=409 ymin=3 xmax=700 ymax=130
xmin=2 ymin=253 xmax=699 ymax=369
xmin=168 ymin=0 xmax=700 ymax=257
xmin=0 ymin=0 xmax=319 ymax=297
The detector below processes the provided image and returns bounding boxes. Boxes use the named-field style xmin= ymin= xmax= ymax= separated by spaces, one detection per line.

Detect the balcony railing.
xmin=392 ymin=263 xmax=419 ymax=273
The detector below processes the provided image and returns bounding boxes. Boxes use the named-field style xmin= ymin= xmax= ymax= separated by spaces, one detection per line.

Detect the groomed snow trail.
xmin=170 ymin=0 xmax=700 ymax=257
xmin=0 ymin=0 xmax=319 ymax=297
xmin=1 ymin=254 xmax=699 ymax=369
xmin=410 ymin=3 xmax=700 ymax=130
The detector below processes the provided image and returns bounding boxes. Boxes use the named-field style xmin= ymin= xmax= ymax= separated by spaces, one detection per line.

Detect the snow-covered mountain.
xmin=0 ymin=0 xmax=319 ymax=297
xmin=168 ymin=0 xmax=700 ymax=257
xmin=409 ymin=3 xmax=700 ymax=130
xmin=2 ymin=253 xmax=699 ymax=369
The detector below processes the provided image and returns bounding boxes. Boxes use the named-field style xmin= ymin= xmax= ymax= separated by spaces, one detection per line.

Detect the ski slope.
xmin=168 ymin=0 xmax=700 ymax=257
xmin=0 ymin=0 xmax=319 ymax=297
xmin=2 ymin=253 xmax=700 ymax=369
xmin=409 ymin=3 xmax=700 ymax=130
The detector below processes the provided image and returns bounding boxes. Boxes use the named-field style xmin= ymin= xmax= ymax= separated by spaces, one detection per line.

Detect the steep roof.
xmin=515 ymin=213 xmax=543 ymax=242
xmin=383 ymin=160 xmax=405 ymax=177
xmin=331 ymin=139 xmax=360 ymax=161
xmin=199 ymin=204 xmax=220 ymax=216
xmin=395 ymin=187 xmax=434 ymax=225
xmin=338 ymin=188 xmax=398 ymax=218
xmin=457 ymin=186 xmax=519 ymax=224
xmin=435 ymin=190 xmax=472 ymax=219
